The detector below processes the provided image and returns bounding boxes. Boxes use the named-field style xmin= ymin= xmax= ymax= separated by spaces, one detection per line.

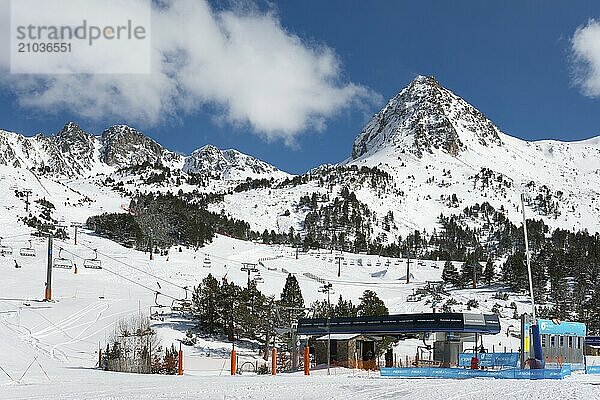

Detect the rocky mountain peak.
xmin=100 ymin=125 xmax=179 ymax=168
xmin=184 ymin=145 xmax=288 ymax=181
xmin=351 ymin=75 xmax=502 ymax=160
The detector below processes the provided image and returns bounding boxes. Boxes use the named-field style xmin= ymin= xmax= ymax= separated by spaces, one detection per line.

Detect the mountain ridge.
xmin=0 ymin=122 xmax=289 ymax=181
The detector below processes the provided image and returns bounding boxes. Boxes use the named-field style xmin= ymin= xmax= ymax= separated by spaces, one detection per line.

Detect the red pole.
xmin=271 ymin=348 xmax=277 ymax=375
xmin=178 ymin=343 xmax=183 ymax=376
xmin=231 ymin=349 xmax=237 ymax=375
xmin=304 ymin=346 xmax=310 ymax=376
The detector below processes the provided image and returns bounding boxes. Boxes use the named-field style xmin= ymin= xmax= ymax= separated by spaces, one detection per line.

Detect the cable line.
xmin=56 ymin=246 xmax=179 ymax=301
xmin=60 ymin=239 xmax=187 ymax=292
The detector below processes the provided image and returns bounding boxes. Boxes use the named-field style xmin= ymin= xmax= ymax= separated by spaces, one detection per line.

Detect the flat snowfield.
xmin=2 ymin=370 xmax=600 ymax=400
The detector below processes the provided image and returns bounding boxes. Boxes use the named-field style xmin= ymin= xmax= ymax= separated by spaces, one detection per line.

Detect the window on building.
xmin=568 ymin=336 xmax=573 ymax=348
xmin=550 ymin=335 xmax=556 ymax=347
xmin=541 ymin=335 xmax=547 ymax=348
xmin=559 ymin=336 xmax=564 ymax=347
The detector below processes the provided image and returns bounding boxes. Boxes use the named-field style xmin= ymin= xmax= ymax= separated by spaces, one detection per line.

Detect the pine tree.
xmin=357 ymin=290 xmax=388 ymax=317
xmin=280 ymin=274 xmax=304 ymax=309
xmin=461 ymin=254 xmax=482 ymax=288
xmin=442 ymin=260 xmax=460 ymax=286
xmin=334 ymin=295 xmax=357 ymax=317
xmin=483 ymin=259 xmax=495 ymax=286
xmin=192 ymin=274 xmax=221 ymax=334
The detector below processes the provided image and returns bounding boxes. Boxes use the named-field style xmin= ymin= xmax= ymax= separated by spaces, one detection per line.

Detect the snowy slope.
xmin=0 ymin=160 xmax=597 ymax=398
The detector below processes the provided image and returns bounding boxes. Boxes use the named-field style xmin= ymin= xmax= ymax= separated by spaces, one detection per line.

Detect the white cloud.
xmin=0 ymin=0 xmax=379 ymax=144
xmin=571 ymin=19 xmax=600 ymax=97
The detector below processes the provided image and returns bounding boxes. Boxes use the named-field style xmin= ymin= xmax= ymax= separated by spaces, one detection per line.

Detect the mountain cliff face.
xmin=352 ymin=75 xmax=502 ymax=159
xmin=100 ymin=125 xmax=182 ymax=169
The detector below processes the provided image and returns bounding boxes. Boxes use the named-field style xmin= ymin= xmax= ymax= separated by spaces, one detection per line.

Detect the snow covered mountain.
xmin=216 ymin=75 xmax=600 ymax=239
xmin=1 ymin=75 xmax=599 ymax=242
xmin=351 ymin=75 xmax=502 ymax=159
xmin=0 ymin=122 xmax=287 ymax=181
xmin=183 ymin=145 xmax=289 ymax=180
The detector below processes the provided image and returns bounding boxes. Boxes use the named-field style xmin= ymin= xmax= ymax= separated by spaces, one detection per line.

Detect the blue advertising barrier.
xmin=380 ymin=366 xmax=571 ymax=380
xmin=458 ymin=353 xmax=519 ymax=368
xmin=586 ymin=365 xmax=600 ymax=374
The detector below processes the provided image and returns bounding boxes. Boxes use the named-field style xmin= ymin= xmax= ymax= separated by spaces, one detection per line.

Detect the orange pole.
xmin=231 ymin=349 xmax=237 ymax=375
xmin=304 ymin=346 xmax=310 ymax=376
xmin=178 ymin=349 xmax=183 ymax=375
xmin=45 ymin=287 xmax=52 ymax=301
xmin=271 ymin=348 xmax=277 ymax=375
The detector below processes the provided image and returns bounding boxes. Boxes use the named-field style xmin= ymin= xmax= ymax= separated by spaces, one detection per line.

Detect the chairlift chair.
xmin=83 ymin=249 xmax=102 ymax=269
xmin=171 ymin=299 xmax=192 ymax=314
xmin=0 ymin=238 xmax=13 ymax=256
xmin=203 ymin=255 xmax=211 ymax=268
xmin=254 ymin=276 xmax=264 ymax=283
xmin=53 ymin=248 xmax=73 ymax=269
xmin=150 ymin=292 xmax=171 ymax=321
xmin=19 ymin=240 xmax=36 ymax=257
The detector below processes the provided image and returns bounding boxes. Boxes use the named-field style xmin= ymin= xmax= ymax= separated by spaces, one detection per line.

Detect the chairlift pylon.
xmin=53 ymin=248 xmax=73 ymax=269
xmin=19 ymin=240 xmax=36 ymax=257
xmin=83 ymin=249 xmax=102 ymax=269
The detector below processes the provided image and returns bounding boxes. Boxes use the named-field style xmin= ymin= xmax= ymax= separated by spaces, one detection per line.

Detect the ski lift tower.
xmin=240 ymin=263 xmax=259 ymax=289
xmin=70 ymin=222 xmax=83 ymax=245
xmin=23 ymin=189 xmax=32 ymax=213
xmin=521 ymin=193 xmax=544 ymax=369
xmin=318 ymin=283 xmax=334 ymax=375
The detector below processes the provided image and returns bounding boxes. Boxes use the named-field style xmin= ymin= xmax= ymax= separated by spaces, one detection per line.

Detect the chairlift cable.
xmin=60 ymin=240 xmax=187 ymax=292
xmin=57 ymin=247 xmax=179 ymax=301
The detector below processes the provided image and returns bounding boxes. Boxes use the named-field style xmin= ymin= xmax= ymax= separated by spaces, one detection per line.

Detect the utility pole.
xmin=45 ymin=235 xmax=53 ymax=301
xmin=335 ymin=255 xmax=344 ymax=277
xmin=241 ymin=263 xmax=258 ymax=289
xmin=405 ymin=257 xmax=411 ymax=284
xmin=319 ymin=283 xmax=333 ymax=376
xmin=473 ymin=262 xmax=477 ymax=289
xmin=24 ymin=189 xmax=32 ymax=213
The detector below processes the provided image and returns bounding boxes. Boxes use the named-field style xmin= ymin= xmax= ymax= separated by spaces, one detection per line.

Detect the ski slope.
xmin=0 ymin=165 xmax=595 ymax=399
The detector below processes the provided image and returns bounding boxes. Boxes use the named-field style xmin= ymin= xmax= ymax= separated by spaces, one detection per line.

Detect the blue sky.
xmin=1 ymin=1 xmax=600 ymax=174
